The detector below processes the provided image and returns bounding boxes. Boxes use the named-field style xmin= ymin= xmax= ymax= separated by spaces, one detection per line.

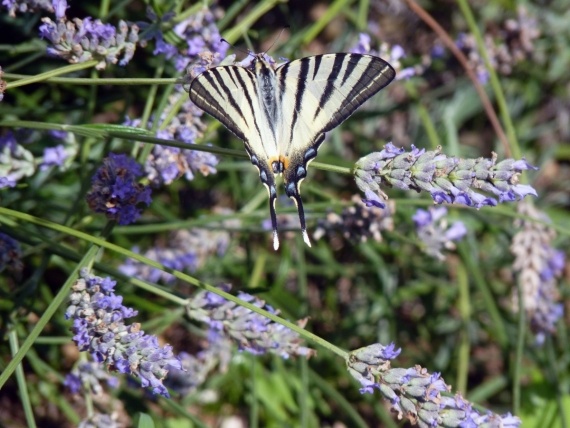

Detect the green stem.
xmin=302 ymin=0 xmax=354 ymax=45
xmin=456 ymin=0 xmax=520 ymax=159
xmin=512 ymin=276 xmax=526 ymax=414
xmin=456 ymin=260 xmax=470 ymax=395
xmin=0 ymin=222 xmax=113 ymax=388
xmin=0 ymin=120 xmax=354 ymax=176
xmin=3 ymin=74 xmax=175 ymax=85
xmin=223 ymin=0 xmax=286 ymax=45
xmin=356 ymin=0 xmax=370 ymax=31
xmin=0 ymin=208 xmax=348 ymax=360
xmin=8 ymin=330 xmax=37 ymax=428
xmin=5 ymin=61 xmax=99 ymax=89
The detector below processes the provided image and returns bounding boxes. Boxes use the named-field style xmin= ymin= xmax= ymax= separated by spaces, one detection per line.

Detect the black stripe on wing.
xmin=324 ymin=54 xmax=395 ymax=132
xmin=313 ymin=54 xmax=345 ymax=121
xmin=290 ymin=57 xmax=311 ymax=139
xmin=189 ymin=66 xmax=256 ymax=142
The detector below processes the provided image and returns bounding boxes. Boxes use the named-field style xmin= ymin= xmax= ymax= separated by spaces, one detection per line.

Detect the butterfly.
xmin=189 ymin=52 xmax=395 ymax=250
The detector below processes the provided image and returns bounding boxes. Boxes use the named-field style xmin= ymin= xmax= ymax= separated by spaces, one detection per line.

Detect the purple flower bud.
xmin=412 ymin=207 xmax=467 ymax=260
xmin=40 ymin=144 xmax=68 ymax=170
xmin=52 ymin=0 xmax=67 ymax=20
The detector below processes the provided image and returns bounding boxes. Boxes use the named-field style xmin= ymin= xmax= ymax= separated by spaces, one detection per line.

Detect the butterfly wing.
xmin=189 ymin=65 xmax=282 ymax=249
xmin=276 ymin=53 xmax=396 ymax=245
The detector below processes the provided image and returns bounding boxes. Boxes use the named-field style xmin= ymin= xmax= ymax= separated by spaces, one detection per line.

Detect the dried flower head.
xmin=456 ymin=6 xmax=540 ymax=83
xmin=510 ymin=201 xmax=565 ymax=345
xmin=187 ymin=285 xmax=316 ymax=359
xmin=313 ymin=195 xmax=395 ymax=245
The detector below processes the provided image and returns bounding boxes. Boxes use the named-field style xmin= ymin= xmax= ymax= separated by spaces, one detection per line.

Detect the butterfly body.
xmin=189 ymin=53 xmax=395 ymax=249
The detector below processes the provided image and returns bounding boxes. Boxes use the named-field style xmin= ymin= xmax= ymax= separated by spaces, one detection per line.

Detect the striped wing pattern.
xmin=189 ymin=53 xmax=395 ymax=249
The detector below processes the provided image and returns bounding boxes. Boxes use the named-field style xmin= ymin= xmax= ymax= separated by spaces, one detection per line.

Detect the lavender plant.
xmin=0 ymin=1 xmax=567 ymax=426
xmin=347 ymin=343 xmax=521 ymax=427
xmin=65 ymin=269 xmax=181 ymax=397
xmin=510 ymin=201 xmax=565 ymax=345
xmin=355 ymin=143 xmax=537 ymax=209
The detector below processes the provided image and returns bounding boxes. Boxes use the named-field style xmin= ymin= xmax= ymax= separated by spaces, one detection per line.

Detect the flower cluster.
xmin=351 ymin=33 xmax=417 ymax=80
xmin=510 ymin=201 xmax=565 ymax=345
xmin=347 ymin=343 xmax=521 ymax=427
xmin=125 ymin=93 xmax=219 ymax=186
xmin=413 ymin=207 xmax=467 ymax=260
xmin=456 ymin=6 xmax=540 ymax=83
xmin=313 ymin=196 xmax=395 ymax=245
xmin=65 ymin=269 xmax=182 ymax=397
xmin=187 ymin=285 xmax=315 ymax=359
xmin=0 ymin=131 xmax=35 ymax=189
xmin=86 ymin=153 xmax=152 ymax=225
xmin=0 ymin=232 xmax=23 ymax=273
xmin=2 ymin=0 xmax=53 ymax=17
xmin=64 ymin=361 xmax=119 ymax=395
xmin=138 ymin=7 xmax=228 ymax=72
xmin=39 ymin=0 xmax=139 ymax=69
xmin=355 ymin=143 xmax=537 ymax=209
xmin=119 ymin=227 xmax=230 ymax=284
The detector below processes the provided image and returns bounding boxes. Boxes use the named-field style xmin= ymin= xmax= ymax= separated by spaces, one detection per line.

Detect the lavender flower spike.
xmin=39 ymin=0 xmax=139 ymax=69
xmin=66 ymin=269 xmax=181 ymax=397
xmin=347 ymin=343 xmax=521 ymax=427
xmin=510 ymin=201 xmax=565 ymax=345
xmin=355 ymin=143 xmax=538 ymax=209
xmin=187 ymin=286 xmax=316 ymax=359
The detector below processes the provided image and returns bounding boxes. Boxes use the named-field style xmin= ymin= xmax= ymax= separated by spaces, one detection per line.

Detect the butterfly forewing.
xmin=188 ymin=52 xmax=395 ymax=249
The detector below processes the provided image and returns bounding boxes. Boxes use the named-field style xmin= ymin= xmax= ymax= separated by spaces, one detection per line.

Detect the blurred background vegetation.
xmin=0 ymin=0 xmax=568 ymax=427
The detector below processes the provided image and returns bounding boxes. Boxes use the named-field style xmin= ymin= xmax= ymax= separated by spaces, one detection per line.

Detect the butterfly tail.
xmin=269 ymin=187 xmax=280 ymax=250
xmin=285 ymin=183 xmax=311 ymax=248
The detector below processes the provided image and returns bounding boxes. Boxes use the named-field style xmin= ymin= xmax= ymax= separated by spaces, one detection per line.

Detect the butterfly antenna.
xmin=220 ymin=38 xmax=252 ymax=57
xmin=263 ymin=25 xmax=290 ymax=55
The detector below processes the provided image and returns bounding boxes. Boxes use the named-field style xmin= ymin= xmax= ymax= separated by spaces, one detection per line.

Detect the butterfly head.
xmin=251 ymin=53 xmax=276 ymax=72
